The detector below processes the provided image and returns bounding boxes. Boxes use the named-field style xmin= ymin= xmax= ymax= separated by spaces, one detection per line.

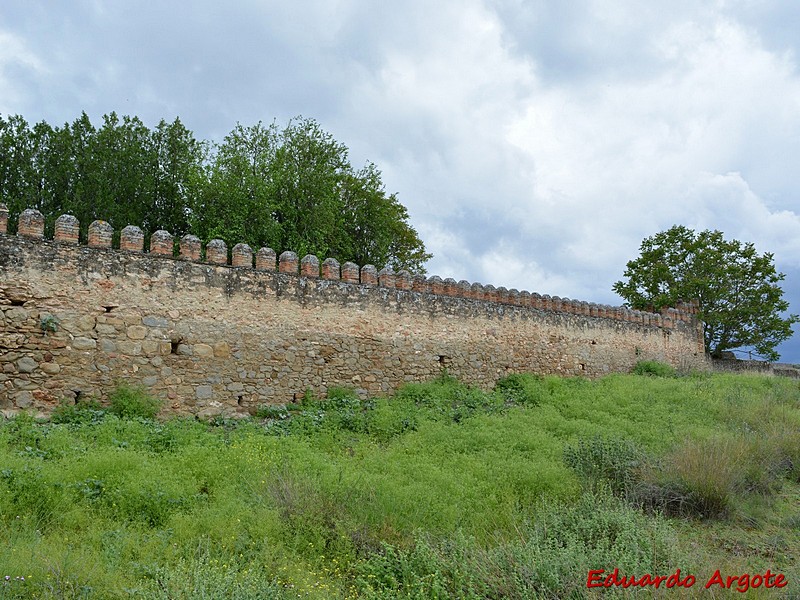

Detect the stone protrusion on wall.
xmin=279 ymin=251 xmax=299 ymax=274
xmin=360 ymin=265 xmax=378 ymax=285
xmin=341 ymin=261 xmax=359 ymax=284
xmin=150 ymin=230 xmax=174 ymax=256
xmin=428 ymin=276 xmax=444 ymax=295
xmin=54 ymin=215 xmax=80 ymax=244
xmin=207 ymin=239 xmax=228 ymax=265
xmin=301 ymin=254 xmax=319 ymax=277
xmin=519 ymin=290 xmax=531 ymax=306
xmin=443 ymin=278 xmax=458 ymax=296
xmin=497 ymin=286 xmax=509 ymax=304
xmin=484 ymin=285 xmax=497 ymax=303
xmin=0 ymin=203 xmax=8 ymax=234
xmin=18 ymin=209 xmax=45 ymax=238
xmin=396 ymin=270 xmax=413 ymax=290
xmin=470 ymin=282 xmax=483 ymax=300
xmin=88 ymin=220 xmax=113 ymax=248
xmin=256 ymin=248 xmax=276 ymax=271
xmin=412 ymin=274 xmax=429 ymax=293
xmin=121 ymin=226 xmax=145 ymax=252
xmin=322 ymin=258 xmax=340 ymax=280
xmin=458 ymin=280 xmax=471 ymax=298
xmin=232 ymin=243 xmax=253 ymax=268
xmin=378 ymin=267 xmax=396 ymax=288
xmin=567 ymin=299 xmax=577 ymax=314
xmin=180 ymin=235 xmax=201 ymax=260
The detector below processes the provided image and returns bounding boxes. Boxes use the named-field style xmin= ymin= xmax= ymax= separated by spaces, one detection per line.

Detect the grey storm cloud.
xmin=2 ymin=0 xmax=800 ymax=360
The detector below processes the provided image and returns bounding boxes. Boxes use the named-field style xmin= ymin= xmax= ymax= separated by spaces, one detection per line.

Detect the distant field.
xmin=1 ymin=369 xmax=798 ymax=598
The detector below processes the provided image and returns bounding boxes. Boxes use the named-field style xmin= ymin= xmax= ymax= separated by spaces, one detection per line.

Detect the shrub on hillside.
xmin=494 ymin=373 xmax=543 ymax=406
xmin=636 ymin=436 xmax=748 ymax=518
xmin=108 ymin=385 xmax=162 ymax=420
xmin=563 ymin=436 xmax=644 ymax=497
xmin=352 ymin=490 xmax=681 ymax=599
xmin=632 ymin=360 xmax=676 ymax=377
xmin=50 ymin=398 xmax=106 ymax=425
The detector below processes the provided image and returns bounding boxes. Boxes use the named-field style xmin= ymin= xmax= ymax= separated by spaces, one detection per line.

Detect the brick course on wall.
xmin=0 ymin=206 xmax=707 ymax=417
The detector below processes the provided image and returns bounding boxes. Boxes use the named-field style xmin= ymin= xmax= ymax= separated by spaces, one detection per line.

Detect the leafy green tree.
xmin=340 ymin=163 xmax=431 ymax=272
xmin=613 ymin=225 xmax=798 ymax=361
xmin=2 ymin=111 xmax=431 ymax=273
xmin=193 ymin=117 xmax=430 ymax=272
xmin=191 ymin=121 xmax=282 ymax=250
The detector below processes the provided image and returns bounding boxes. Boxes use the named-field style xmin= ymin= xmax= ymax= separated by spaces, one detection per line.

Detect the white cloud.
xmin=2 ymin=0 xmax=800 ymax=357
xmin=0 ymin=30 xmax=46 ymax=115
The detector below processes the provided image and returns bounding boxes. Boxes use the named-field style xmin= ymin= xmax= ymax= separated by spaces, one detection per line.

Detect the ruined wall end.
xmin=0 ymin=228 xmax=706 ymax=417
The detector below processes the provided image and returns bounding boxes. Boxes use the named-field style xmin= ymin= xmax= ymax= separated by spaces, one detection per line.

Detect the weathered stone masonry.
xmin=0 ymin=206 xmax=706 ymax=417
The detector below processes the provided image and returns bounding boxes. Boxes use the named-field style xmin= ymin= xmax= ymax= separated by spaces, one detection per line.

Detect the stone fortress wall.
xmin=0 ymin=206 xmax=707 ymax=417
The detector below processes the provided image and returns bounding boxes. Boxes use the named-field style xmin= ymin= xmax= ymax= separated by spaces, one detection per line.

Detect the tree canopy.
xmin=613 ymin=225 xmax=798 ymax=361
xmin=0 ymin=112 xmax=430 ymax=273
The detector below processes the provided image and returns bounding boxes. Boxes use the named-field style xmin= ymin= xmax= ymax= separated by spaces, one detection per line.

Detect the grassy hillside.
xmin=1 ymin=369 xmax=798 ymax=598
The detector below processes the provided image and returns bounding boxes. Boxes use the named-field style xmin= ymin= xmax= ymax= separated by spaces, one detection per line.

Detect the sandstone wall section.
xmin=0 ymin=207 xmax=707 ymax=417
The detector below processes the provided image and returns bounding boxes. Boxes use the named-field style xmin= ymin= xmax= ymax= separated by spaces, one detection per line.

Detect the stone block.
xmin=18 ymin=209 xmax=44 ymax=238
xmin=126 ymin=326 xmax=147 ymax=340
xmin=232 ymin=243 xmax=253 ymax=267
xmin=71 ymin=337 xmax=97 ymax=350
xmin=206 ymin=239 xmax=228 ymax=265
xmin=301 ymin=255 xmax=320 ymax=277
xmin=256 ymin=248 xmax=276 ymax=270
xmin=116 ymin=340 xmax=142 ymax=355
xmin=142 ymin=315 xmax=169 ymax=328
xmin=213 ymin=342 xmax=231 ymax=358
xmin=341 ymin=262 xmax=359 ymax=283
xmin=16 ymin=357 xmax=38 ymax=373
xmin=13 ymin=391 xmax=33 ymax=408
xmin=279 ymin=251 xmax=299 ymax=274
xmin=99 ymin=339 xmax=117 ymax=352
xmin=150 ymin=230 xmax=174 ymax=256
xmin=180 ymin=234 xmax=201 ymax=260
xmin=54 ymin=215 xmax=80 ymax=244
xmin=121 ymin=225 xmax=145 ymax=252
xmin=322 ymin=258 xmax=340 ymax=280
xmin=194 ymin=343 xmax=214 ymax=357
xmin=141 ymin=340 xmax=161 ymax=356
xmin=378 ymin=267 xmax=396 ymax=288
xmin=361 ymin=265 xmax=378 ymax=285
xmin=88 ymin=220 xmax=113 ymax=248
xmin=196 ymin=385 xmax=213 ymax=400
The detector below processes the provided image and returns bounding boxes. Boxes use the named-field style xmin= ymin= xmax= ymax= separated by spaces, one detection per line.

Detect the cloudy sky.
xmin=3 ymin=1 xmax=800 ymax=361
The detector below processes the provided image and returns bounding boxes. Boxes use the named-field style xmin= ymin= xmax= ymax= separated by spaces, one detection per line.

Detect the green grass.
xmin=1 ymin=371 xmax=799 ymax=598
